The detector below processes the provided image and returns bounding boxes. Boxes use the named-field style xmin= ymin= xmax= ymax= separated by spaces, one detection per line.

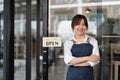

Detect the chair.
xmin=110 ymin=43 xmax=120 ymax=80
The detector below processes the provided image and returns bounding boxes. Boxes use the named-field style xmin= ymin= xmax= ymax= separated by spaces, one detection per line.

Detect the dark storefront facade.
xmin=3 ymin=0 xmax=48 ymax=80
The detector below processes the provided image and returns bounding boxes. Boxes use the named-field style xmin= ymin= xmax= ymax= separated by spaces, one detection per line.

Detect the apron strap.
xmin=87 ymin=37 xmax=90 ymax=44
xmin=72 ymin=40 xmax=76 ymax=44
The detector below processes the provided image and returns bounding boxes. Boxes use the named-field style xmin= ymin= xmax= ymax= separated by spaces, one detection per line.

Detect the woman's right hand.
xmin=88 ymin=54 xmax=100 ymax=62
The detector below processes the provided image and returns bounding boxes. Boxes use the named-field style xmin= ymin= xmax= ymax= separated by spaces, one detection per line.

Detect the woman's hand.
xmin=88 ymin=54 xmax=100 ymax=62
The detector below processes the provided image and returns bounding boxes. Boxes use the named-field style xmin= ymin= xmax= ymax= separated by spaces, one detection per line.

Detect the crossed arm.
xmin=64 ymin=39 xmax=100 ymax=67
xmin=68 ymin=54 xmax=100 ymax=66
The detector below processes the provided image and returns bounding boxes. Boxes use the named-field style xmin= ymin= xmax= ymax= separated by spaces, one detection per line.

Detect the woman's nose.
xmin=78 ymin=25 xmax=83 ymax=28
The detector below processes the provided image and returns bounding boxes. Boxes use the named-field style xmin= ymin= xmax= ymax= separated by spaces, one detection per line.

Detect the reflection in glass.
xmin=14 ymin=0 xmax=26 ymax=80
xmin=0 ymin=13 xmax=3 ymax=80
xmin=49 ymin=0 xmax=120 ymax=80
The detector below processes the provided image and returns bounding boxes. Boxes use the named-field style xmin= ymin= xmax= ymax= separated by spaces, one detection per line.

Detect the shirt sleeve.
xmin=87 ymin=39 xmax=100 ymax=67
xmin=63 ymin=41 xmax=75 ymax=65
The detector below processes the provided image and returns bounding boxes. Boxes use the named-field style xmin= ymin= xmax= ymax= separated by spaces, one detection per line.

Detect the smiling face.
xmin=73 ymin=19 xmax=87 ymax=36
xmin=71 ymin=14 xmax=88 ymax=36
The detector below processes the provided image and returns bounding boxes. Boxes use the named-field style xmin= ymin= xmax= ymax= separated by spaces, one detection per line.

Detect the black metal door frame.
xmin=3 ymin=0 xmax=14 ymax=80
xmin=3 ymin=0 xmax=32 ymax=80
xmin=4 ymin=0 xmax=49 ymax=80
xmin=36 ymin=0 xmax=41 ymax=79
xmin=26 ymin=0 xmax=32 ymax=80
xmin=42 ymin=0 xmax=49 ymax=80
xmin=36 ymin=0 xmax=49 ymax=80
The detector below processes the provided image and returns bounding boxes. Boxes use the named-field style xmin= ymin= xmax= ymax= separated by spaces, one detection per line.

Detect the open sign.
xmin=42 ymin=37 xmax=62 ymax=47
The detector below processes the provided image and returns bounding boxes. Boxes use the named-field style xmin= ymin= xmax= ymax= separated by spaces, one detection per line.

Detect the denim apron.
xmin=66 ymin=40 xmax=94 ymax=80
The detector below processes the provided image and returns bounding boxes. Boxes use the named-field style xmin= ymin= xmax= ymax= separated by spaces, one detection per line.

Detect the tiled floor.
xmin=14 ymin=58 xmax=67 ymax=80
xmin=48 ymin=58 xmax=67 ymax=80
xmin=10 ymin=57 xmax=102 ymax=80
xmin=14 ymin=59 xmax=36 ymax=80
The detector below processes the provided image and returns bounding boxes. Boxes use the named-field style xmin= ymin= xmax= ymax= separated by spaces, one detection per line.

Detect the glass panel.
xmin=49 ymin=0 xmax=120 ymax=80
xmin=31 ymin=0 xmax=37 ymax=79
xmin=50 ymin=0 xmax=77 ymax=5
xmin=0 ymin=13 xmax=3 ymax=80
xmin=0 ymin=0 xmax=3 ymax=11
xmin=0 ymin=1 xmax=4 ymax=80
xmin=98 ymin=1 xmax=120 ymax=80
xmin=14 ymin=0 xmax=38 ymax=80
xmin=14 ymin=0 xmax=26 ymax=80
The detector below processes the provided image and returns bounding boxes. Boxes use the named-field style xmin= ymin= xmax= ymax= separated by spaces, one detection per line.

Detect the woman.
xmin=64 ymin=14 xmax=100 ymax=80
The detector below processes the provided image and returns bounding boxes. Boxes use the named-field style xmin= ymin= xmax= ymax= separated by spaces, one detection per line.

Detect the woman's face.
xmin=73 ymin=19 xmax=87 ymax=36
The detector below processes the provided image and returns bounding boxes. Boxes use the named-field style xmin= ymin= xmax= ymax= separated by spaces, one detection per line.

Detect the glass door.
xmin=49 ymin=0 xmax=120 ymax=80
xmin=0 ymin=1 xmax=4 ymax=80
xmin=0 ymin=13 xmax=3 ymax=80
xmin=98 ymin=1 xmax=120 ymax=80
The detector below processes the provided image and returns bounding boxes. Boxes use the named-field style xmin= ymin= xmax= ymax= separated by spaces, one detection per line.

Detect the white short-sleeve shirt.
xmin=63 ymin=34 xmax=100 ymax=67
